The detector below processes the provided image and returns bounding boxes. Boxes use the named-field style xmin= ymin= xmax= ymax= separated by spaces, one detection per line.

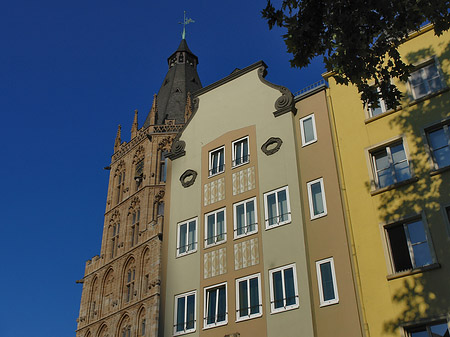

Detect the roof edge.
xmin=193 ymin=60 xmax=267 ymax=97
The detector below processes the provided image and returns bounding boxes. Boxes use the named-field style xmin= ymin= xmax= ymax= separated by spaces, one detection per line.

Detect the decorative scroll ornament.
xmin=261 ymin=137 xmax=283 ymax=155
xmin=180 ymin=169 xmax=197 ymax=188
xmin=166 ymin=140 xmax=186 ymax=160
xmin=257 ymin=66 xmax=296 ymax=117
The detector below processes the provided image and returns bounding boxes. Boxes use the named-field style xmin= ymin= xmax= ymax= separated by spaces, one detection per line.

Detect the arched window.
xmin=89 ymin=277 xmax=99 ymax=320
xmin=159 ymin=150 xmax=168 ymax=183
xmin=102 ymin=269 xmax=114 ymax=316
xmin=138 ymin=307 xmax=146 ymax=337
xmin=123 ymin=258 xmax=136 ymax=304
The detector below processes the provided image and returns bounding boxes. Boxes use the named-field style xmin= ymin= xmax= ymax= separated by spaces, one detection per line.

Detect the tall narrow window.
xmin=426 ymin=123 xmax=450 ymax=170
xmin=300 ymin=114 xmax=317 ymax=146
xmin=307 ymin=178 xmax=328 ymax=219
xmin=131 ymin=210 xmax=140 ymax=247
xmin=121 ymin=326 xmax=131 ymax=337
xmin=204 ymin=208 xmax=226 ymax=247
xmin=111 ymin=223 xmax=120 ymax=259
xmin=365 ymin=86 xmax=394 ymax=117
xmin=386 ymin=219 xmax=434 ymax=273
xmin=125 ymin=268 xmax=135 ymax=302
xmin=316 ymin=257 xmax=339 ymax=306
xmin=232 ymin=136 xmax=249 ymax=167
xmin=177 ymin=217 xmax=198 ymax=257
xmin=235 ymin=274 xmax=262 ymax=321
xmin=269 ymin=264 xmax=299 ymax=313
xmin=264 ymin=186 xmax=291 ymax=229
xmin=408 ymin=60 xmax=443 ymax=100
xmin=371 ymin=141 xmax=411 ymax=189
xmin=204 ymin=283 xmax=227 ymax=328
xmin=160 ymin=150 xmax=168 ymax=183
xmin=233 ymin=197 xmax=257 ymax=238
xmin=174 ymin=291 xmax=196 ymax=335
xmin=135 ymin=160 xmax=144 ymax=190
xmin=209 ymin=146 xmax=225 ymax=176
xmin=140 ymin=318 xmax=146 ymax=336
xmin=116 ymin=171 xmax=125 ymax=204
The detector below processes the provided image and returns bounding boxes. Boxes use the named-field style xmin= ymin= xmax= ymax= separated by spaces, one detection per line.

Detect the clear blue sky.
xmin=0 ymin=1 xmax=324 ymax=336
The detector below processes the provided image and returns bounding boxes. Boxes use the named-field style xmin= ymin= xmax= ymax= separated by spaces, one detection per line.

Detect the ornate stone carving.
xmin=167 ymin=140 xmax=186 ymax=160
xmin=180 ymin=169 xmax=197 ymax=188
xmin=261 ymin=137 xmax=283 ymax=155
xmin=154 ymin=190 xmax=165 ymax=203
xmin=158 ymin=136 xmax=173 ymax=151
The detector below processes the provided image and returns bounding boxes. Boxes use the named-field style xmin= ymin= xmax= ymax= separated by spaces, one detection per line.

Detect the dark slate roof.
xmin=143 ymin=39 xmax=202 ymax=127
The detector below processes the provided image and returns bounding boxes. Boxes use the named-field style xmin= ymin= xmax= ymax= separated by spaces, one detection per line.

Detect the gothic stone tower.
xmin=75 ymin=39 xmax=202 ymax=337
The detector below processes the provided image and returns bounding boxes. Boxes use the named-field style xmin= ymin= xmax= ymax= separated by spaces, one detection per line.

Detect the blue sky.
xmin=0 ymin=1 xmax=324 ymax=336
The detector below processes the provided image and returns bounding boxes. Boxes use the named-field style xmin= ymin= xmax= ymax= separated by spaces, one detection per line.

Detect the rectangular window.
xmin=209 ymin=146 xmax=225 ymax=176
xmin=300 ymin=114 xmax=317 ymax=146
xmin=371 ymin=141 xmax=412 ymax=189
xmin=269 ymin=264 xmax=299 ymax=313
xmin=306 ymin=178 xmax=327 ymax=219
xmin=385 ymin=219 xmax=434 ymax=274
xmin=409 ymin=60 xmax=443 ymax=100
xmin=174 ymin=291 xmax=196 ymax=335
xmin=405 ymin=321 xmax=449 ymax=337
xmin=177 ymin=217 xmax=198 ymax=257
xmin=426 ymin=123 xmax=450 ymax=170
xmin=235 ymin=273 xmax=262 ymax=321
xmin=160 ymin=150 xmax=168 ymax=183
xmin=366 ymin=86 xmax=394 ymax=117
xmin=204 ymin=283 xmax=227 ymax=328
xmin=232 ymin=136 xmax=249 ymax=167
xmin=233 ymin=197 xmax=258 ymax=239
xmin=316 ymin=258 xmax=339 ymax=307
xmin=204 ymin=208 xmax=226 ymax=247
xmin=264 ymin=186 xmax=291 ymax=229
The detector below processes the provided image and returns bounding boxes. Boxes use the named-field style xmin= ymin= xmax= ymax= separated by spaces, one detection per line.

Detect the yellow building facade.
xmin=326 ymin=25 xmax=450 ymax=337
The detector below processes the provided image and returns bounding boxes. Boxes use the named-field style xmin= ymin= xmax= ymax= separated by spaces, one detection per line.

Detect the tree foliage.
xmin=262 ymin=0 xmax=450 ymax=107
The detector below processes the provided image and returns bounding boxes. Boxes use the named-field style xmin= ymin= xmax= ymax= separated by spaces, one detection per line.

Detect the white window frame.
xmin=208 ymin=146 xmax=225 ymax=177
xmin=425 ymin=122 xmax=450 ymax=171
xmin=233 ymin=197 xmax=258 ymax=239
xmin=384 ymin=216 xmax=435 ymax=275
xmin=306 ymin=177 xmax=328 ymax=220
xmin=204 ymin=208 xmax=227 ymax=248
xmin=404 ymin=320 xmax=450 ymax=337
xmin=176 ymin=217 xmax=198 ymax=257
xmin=263 ymin=186 xmax=291 ymax=229
xmin=268 ymin=263 xmax=299 ymax=314
xmin=299 ymin=114 xmax=317 ymax=146
xmin=203 ymin=282 xmax=228 ymax=329
xmin=366 ymin=87 xmax=391 ymax=118
xmin=232 ymin=136 xmax=250 ymax=168
xmin=408 ymin=58 xmax=444 ymax=100
xmin=315 ymin=257 xmax=339 ymax=307
xmin=369 ymin=140 xmax=412 ymax=190
xmin=173 ymin=290 xmax=197 ymax=336
xmin=235 ymin=273 xmax=262 ymax=322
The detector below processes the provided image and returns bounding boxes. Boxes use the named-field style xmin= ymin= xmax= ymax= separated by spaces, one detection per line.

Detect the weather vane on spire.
xmin=179 ymin=11 xmax=194 ymax=40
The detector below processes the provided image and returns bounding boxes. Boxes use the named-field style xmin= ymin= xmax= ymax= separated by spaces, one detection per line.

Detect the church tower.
xmin=75 ymin=39 xmax=202 ymax=337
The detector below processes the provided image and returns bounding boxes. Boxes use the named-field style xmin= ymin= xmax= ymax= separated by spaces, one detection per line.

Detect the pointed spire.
xmin=114 ymin=124 xmax=122 ymax=152
xmin=131 ymin=109 xmax=138 ymax=139
xmin=184 ymin=92 xmax=193 ymax=122
xmin=148 ymin=94 xmax=157 ymax=126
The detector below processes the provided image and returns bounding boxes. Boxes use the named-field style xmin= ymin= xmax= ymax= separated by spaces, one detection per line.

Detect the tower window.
xmin=135 ymin=160 xmax=144 ymax=190
xmin=160 ymin=151 xmax=168 ymax=183
xmin=126 ymin=269 xmax=135 ymax=303
xmin=131 ymin=210 xmax=140 ymax=247
xmin=111 ymin=223 xmax=120 ymax=259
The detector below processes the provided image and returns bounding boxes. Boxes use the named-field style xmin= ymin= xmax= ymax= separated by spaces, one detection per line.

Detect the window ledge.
xmin=430 ymin=165 xmax=450 ymax=176
xmin=370 ymin=177 xmax=419 ymax=196
xmin=386 ymin=263 xmax=440 ymax=281
xmin=408 ymin=87 xmax=450 ymax=108
xmin=365 ymin=107 xmax=401 ymax=124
